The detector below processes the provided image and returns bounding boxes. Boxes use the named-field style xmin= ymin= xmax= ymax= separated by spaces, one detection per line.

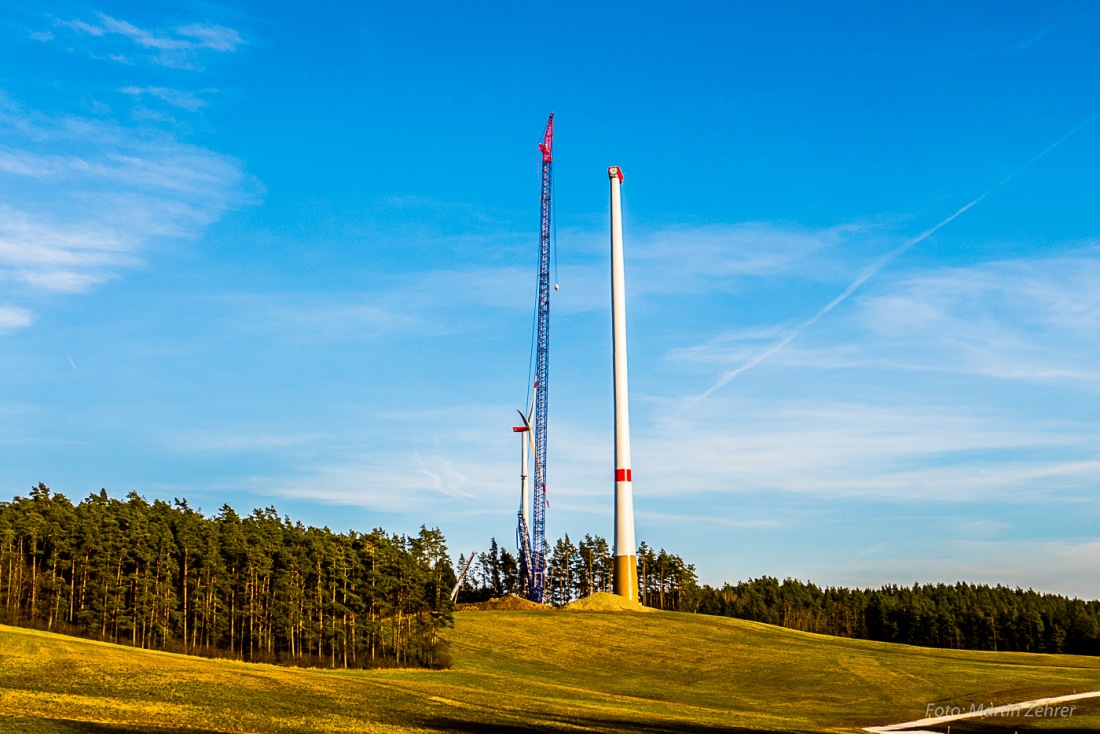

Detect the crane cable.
xmin=552 ymin=171 xmax=559 ymax=291
xmin=524 ymin=154 xmax=541 ymax=406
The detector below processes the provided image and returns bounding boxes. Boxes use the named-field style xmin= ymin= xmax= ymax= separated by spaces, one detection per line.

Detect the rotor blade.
xmin=528 ymin=430 xmax=544 ymax=489
xmin=516 ymin=410 xmax=544 ymax=488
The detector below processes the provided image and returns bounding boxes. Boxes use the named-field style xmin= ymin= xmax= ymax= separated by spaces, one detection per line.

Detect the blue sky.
xmin=3 ymin=2 xmax=1100 ymax=596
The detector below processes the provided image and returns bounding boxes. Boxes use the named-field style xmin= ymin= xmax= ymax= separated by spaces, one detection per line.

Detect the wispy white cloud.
xmin=631 ymin=222 xmax=862 ymax=281
xmin=834 ymin=538 xmax=1100 ymax=598
xmin=223 ymin=262 xmax=540 ymax=344
xmin=666 ymin=325 xmax=791 ymax=368
xmin=0 ymin=205 xmax=137 ymax=293
xmin=853 ymin=254 xmax=1100 ymax=382
xmin=267 ymin=453 xmax=491 ymax=513
xmin=176 ymin=23 xmax=244 ymax=53
xmin=561 ymin=220 xmax=864 ymax=295
xmin=681 ymin=197 xmax=1003 ymax=409
xmin=234 ymin=401 xmax=555 ymax=516
xmin=635 ymin=509 xmax=781 ymax=530
xmin=665 ymin=238 xmax=1100 ymax=393
xmin=56 ymin=13 xmax=243 ymax=70
xmin=120 ymin=86 xmax=209 ymax=111
xmin=495 ymin=221 xmax=875 ymax=321
xmin=415 ymin=455 xmax=477 ymax=500
xmin=218 ymin=219 xmax=843 ymax=342
xmin=58 ymin=19 xmax=103 ymax=37
xmin=164 ymin=428 xmax=325 ymax=453
xmin=673 ymin=114 xmax=1100 ymax=409
xmin=11 ymin=7 xmax=248 ymax=275
xmin=0 ymin=306 xmax=33 ymax=332
xmin=639 ymin=398 xmax=1100 ymax=503
xmin=262 ymin=299 xmax=426 ymax=342
xmin=165 ymin=400 xmax=507 ymax=514
xmin=258 ymin=214 xmax=864 ymax=342
xmin=0 ymin=95 xmax=260 ymax=306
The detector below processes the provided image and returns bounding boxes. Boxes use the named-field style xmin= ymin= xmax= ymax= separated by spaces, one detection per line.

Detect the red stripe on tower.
xmin=615 ymin=468 xmax=632 ymax=482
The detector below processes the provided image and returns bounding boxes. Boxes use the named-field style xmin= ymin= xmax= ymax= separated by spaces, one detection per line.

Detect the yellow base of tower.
xmin=613 ymin=554 xmax=638 ymax=601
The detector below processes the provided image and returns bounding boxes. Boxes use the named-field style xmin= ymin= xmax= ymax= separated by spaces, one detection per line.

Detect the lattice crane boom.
xmin=515 ymin=112 xmax=554 ymax=604
xmin=531 ymin=112 xmax=554 ymax=604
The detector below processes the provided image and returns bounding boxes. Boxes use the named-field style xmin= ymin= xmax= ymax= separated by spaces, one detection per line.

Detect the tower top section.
xmin=539 ymin=113 xmax=555 ymax=163
xmin=608 ymin=165 xmax=624 ymax=182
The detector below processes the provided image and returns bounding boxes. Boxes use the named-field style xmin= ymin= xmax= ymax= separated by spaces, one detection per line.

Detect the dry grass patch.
xmin=454 ymin=595 xmax=551 ymax=611
xmin=563 ymin=591 xmax=654 ymax=612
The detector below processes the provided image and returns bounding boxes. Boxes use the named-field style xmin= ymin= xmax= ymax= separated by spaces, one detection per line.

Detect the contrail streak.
xmin=683 ymin=112 xmax=1100 ymax=411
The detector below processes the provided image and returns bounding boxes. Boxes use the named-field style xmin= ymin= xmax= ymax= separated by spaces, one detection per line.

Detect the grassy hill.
xmin=2 ymin=609 xmax=1100 ymax=733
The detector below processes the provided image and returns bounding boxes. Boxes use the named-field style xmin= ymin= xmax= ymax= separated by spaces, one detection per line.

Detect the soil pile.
xmin=456 ymin=596 xmax=552 ymax=611
xmin=564 ymin=592 xmax=654 ymax=613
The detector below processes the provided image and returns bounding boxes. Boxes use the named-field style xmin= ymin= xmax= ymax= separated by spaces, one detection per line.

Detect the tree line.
xmin=696 ymin=577 xmax=1100 ymax=655
xmin=15 ymin=482 xmax=1098 ymax=661
xmin=457 ymin=535 xmax=1100 ymax=656
xmin=0 ymin=484 xmax=455 ymax=669
xmin=455 ymin=534 xmax=698 ymax=610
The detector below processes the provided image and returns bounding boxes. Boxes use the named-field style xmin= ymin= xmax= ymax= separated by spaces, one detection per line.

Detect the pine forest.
xmin=0 ymin=484 xmax=455 ymax=669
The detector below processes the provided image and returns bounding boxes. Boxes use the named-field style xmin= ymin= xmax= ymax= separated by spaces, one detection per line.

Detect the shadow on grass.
xmin=416 ymin=712 xmax=814 ymax=733
xmin=0 ymin=716 xmax=225 ymax=734
xmin=5 ymin=713 xmax=807 ymax=734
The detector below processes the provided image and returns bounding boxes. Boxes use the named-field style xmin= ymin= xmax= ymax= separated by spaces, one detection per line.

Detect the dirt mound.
xmin=456 ymin=595 xmax=552 ymax=612
xmin=563 ymin=592 xmax=654 ymax=613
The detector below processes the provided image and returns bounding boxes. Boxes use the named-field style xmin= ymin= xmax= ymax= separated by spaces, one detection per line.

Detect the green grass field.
xmin=2 ymin=609 xmax=1100 ymax=733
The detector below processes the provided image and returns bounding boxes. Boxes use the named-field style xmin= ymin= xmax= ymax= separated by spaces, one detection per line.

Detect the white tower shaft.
xmin=608 ymin=165 xmax=638 ymax=601
xmin=521 ymin=428 xmax=530 ymax=531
